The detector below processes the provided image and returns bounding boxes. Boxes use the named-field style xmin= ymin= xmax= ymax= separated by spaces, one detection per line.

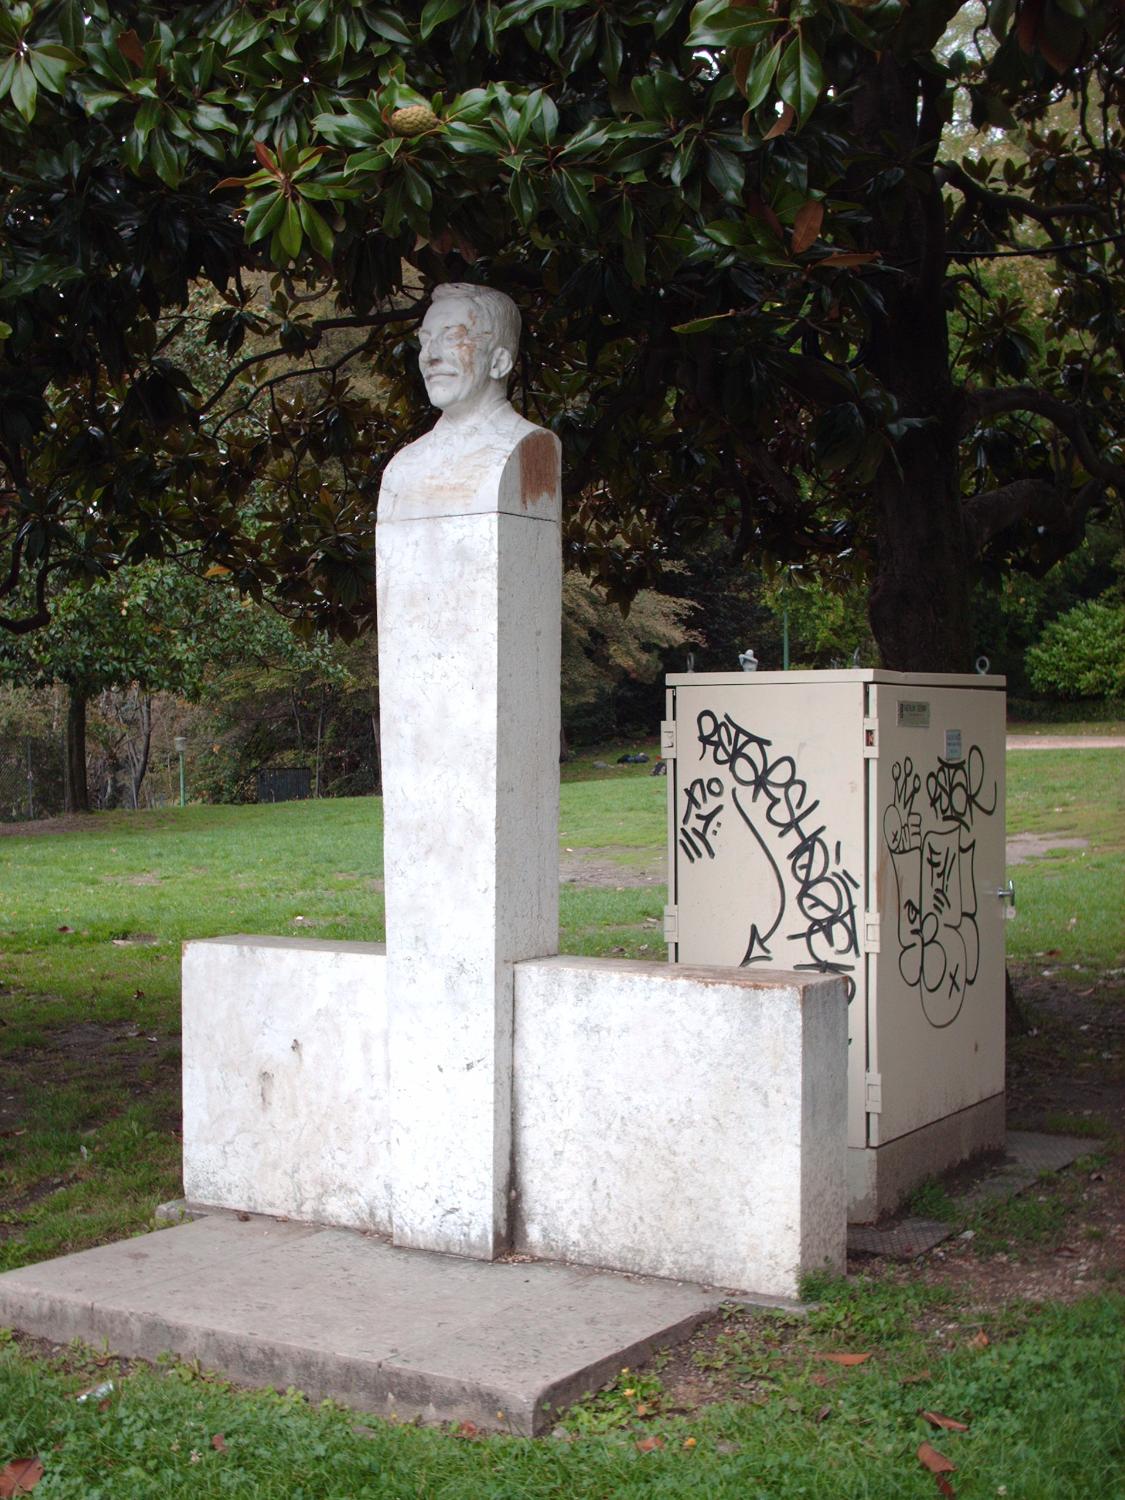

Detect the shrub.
xmin=1025 ymin=598 xmax=1125 ymax=700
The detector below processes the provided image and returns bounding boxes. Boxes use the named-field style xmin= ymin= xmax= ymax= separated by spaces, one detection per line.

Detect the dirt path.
xmin=1007 ymin=734 xmax=1125 ymax=749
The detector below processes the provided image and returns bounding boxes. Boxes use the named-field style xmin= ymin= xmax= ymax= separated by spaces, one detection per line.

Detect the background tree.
xmin=0 ymin=562 xmax=333 ymax=810
xmin=1 ymin=0 xmax=1122 ymax=669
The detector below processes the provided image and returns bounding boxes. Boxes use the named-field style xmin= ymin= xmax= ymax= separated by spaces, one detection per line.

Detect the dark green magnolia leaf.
xmin=369 ymin=9 xmax=414 ymax=46
xmin=444 ymin=121 xmax=500 ymax=153
xmin=401 ymin=163 xmax=433 ymax=212
xmin=705 ymin=143 xmax=744 ymax=202
xmin=298 ymin=198 xmax=335 ymax=259
xmin=743 ymin=38 xmax=782 ymax=110
xmin=244 ymin=190 xmax=286 ymax=243
xmin=9 ymin=59 xmax=37 ymax=121
xmin=278 ymin=198 xmax=303 ymax=260
xmin=314 ymin=111 xmax=378 ymax=148
xmin=704 ymin=218 xmax=753 ymax=247
xmin=654 ymin=0 xmax=691 ymax=39
xmin=776 ymin=34 xmax=824 ymax=126
xmin=508 ymin=169 xmax=539 ymax=225
xmin=148 ymin=127 xmax=182 ymax=187
xmin=552 ymin=168 xmax=597 ymax=232
xmin=27 ymin=44 xmax=80 ymax=95
xmin=421 ymin=0 xmax=469 ymax=39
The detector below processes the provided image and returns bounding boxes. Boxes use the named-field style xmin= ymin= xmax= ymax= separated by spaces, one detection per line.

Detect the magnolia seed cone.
xmin=389 ymin=105 xmax=440 ymax=137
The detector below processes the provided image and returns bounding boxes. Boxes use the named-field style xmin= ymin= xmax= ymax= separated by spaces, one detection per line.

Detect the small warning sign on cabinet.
xmin=945 ymin=728 xmax=963 ymax=761
xmin=897 ymin=700 xmax=930 ymax=729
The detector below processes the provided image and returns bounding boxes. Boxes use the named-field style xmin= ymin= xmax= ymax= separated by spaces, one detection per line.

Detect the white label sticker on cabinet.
xmin=897 ymin=700 xmax=930 ymax=729
xmin=945 ymin=728 xmax=963 ymax=761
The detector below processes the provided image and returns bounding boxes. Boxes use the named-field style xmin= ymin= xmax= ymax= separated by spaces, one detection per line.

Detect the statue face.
xmin=418 ymin=294 xmax=510 ymax=413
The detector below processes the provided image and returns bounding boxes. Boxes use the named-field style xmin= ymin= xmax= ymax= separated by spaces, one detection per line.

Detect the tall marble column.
xmin=376 ymin=285 xmax=560 ymax=1257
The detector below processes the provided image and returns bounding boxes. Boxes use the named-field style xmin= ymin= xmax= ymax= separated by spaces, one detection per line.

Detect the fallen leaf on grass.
xmin=967 ymin=1331 xmax=990 ymax=1349
xmin=817 ymin=1352 xmax=871 ymax=1366
xmin=455 ymin=1421 xmax=479 ymax=1439
xmin=815 ymin=1404 xmax=832 ymax=1422
xmin=809 ymin=1372 xmax=830 ymax=1387
xmin=901 ymin=1370 xmax=933 ymax=1385
xmin=635 ymin=1435 xmax=665 ymax=1452
xmin=921 ymin=1410 xmax=969 ymax=1432
xmin=0 ymin=1458 xmax=44 ymax=1496
xmin=918 ymin=1441 xmax=956 ymax=1474
xmin=936 ymin=1476 xmax=957 ymax=1497
xmin=211 ymin=1434 xmax=227 ymax=1453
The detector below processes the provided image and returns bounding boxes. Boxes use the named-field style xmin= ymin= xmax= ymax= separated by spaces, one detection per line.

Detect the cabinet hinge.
xmin=862 ymin=913 xmax=881 ymax=954
xmin=865 ymin=1073 xmax=883 ymax=1114
xmin=663 ymin=905 xmax=678 ymax=942
xmin=862 ymin=716 xmax=879 ymax=758
xmin=660 ymin=720 xmax=676 ymax=759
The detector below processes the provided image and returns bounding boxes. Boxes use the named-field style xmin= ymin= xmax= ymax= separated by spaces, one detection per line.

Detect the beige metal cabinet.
xmin=664 ymin=670 xmax=1008 ymax=1220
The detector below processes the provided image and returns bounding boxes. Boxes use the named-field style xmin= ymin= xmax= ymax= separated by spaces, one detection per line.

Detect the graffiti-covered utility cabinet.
xmin=664 ymin=670 xmax=1008 ymax=1221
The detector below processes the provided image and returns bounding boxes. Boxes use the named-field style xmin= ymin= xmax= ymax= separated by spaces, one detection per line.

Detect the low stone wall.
xmin=182 ymin=936 xmax=392 ymax=1231
xmin=513 ymin=957 xmax=846 ymax=1297
xmin=182 ymin=938 xmax=847 ymax=1297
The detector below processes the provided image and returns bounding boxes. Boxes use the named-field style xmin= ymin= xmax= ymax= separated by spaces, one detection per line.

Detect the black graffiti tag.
xmin=697 ymin=710 xmax=860 ymax=999
xmin=679 ymin=776 xmax=725 ymax=863
xmin=926 ymin=745 xmax=997 ymax=831
xmin=884 ymin=746 xmax=994 ymax=1029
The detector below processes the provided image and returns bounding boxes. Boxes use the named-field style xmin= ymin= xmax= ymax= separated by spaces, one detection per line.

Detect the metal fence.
xmin=0 ymin=736 xmax=66 ymax=823
xmin=257 ymin=765 xmax=312 ymax=804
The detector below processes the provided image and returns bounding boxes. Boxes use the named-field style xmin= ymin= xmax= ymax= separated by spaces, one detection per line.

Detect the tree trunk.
xmin=130 ymin=695 xmax=153 ymax=808
xmin=64 ymin=684 xmax=89 ymax=814
xmin=313 ymin=695 xmax=324 ymax=797
xmin=850 ymin=54 xmax=972 ymax=672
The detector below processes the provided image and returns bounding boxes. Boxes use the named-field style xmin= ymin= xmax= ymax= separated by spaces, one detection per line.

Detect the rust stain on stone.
xmin=519 ymin=429 xmax=558 ymax=507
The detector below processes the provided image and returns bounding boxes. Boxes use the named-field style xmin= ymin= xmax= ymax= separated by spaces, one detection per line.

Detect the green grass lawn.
xmin=1 ymin=1293 xmax=1120 ymax=1498
xmin=1 ymin=743 xmax=1123 ymax=1495
xmin=1005 ymin=748 xmax=1125 ymax=972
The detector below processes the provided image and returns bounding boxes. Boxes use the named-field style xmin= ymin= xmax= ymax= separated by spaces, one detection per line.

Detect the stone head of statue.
xmin=418 ymin=283 xmax=521 ymax=420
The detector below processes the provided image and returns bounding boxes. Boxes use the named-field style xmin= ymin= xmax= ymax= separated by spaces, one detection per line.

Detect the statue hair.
xmin=430 ymin=283 xmax=521 ymax=363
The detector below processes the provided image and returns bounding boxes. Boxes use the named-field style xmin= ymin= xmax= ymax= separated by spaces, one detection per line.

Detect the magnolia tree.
xmin=1 ymin=0 xmax=1122 ymax=667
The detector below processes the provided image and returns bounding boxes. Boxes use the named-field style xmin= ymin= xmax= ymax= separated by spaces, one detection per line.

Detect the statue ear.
xmin=490 ymin=346 xmax=513 ymax=380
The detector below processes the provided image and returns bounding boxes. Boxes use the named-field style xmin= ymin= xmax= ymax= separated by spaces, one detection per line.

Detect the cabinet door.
xmin=870 ymin=686 xmax=1006 ymax=1144
xmin=670 ymin=680 xmax=868 ymax=1146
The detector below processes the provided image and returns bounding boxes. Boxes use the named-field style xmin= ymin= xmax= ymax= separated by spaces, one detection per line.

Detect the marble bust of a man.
xmin=378 ymin=283 xmax=560 ymax=523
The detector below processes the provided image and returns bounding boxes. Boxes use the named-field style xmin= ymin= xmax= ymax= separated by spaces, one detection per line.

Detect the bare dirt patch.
xmin=561 ymin=852 xmax=666 ymax=882
xmin=561 ymin=846 xmax=665 ymax=888
xmin=1005 ymin=832 xmax=1089 ymax=864
xmin=0 ymin=1020 xmax=180 ymax=1138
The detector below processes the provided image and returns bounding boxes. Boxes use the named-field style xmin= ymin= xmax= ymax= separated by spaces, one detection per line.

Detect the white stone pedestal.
xmin=376 ymin=434 xmax=561 ymax=1258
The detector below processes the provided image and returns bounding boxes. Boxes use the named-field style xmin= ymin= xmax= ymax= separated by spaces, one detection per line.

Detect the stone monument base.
xmin=0 ymin=1212 xmax=731 ymax=1435
xmin=182 ymin=936 xmax=847 ymax=1300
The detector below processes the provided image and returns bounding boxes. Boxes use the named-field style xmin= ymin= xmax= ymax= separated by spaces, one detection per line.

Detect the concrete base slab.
xmin=847 ymin=1130 xmax=1097 ymax=1260
xmin=0 ymin=1215 xmax=721 ymax=1435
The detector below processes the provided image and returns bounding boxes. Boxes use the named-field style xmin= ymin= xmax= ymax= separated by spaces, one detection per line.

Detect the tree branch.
xmin=0 ymin=552 xmax=50 ymax=634
xmin=198 ymin=304 xmax=423 ymax=417
xmin=962 ymin=386 xmax=1125 ymax=489
xmin=963 ymin=477 xmax=1103 ymax=554
xmin=938 ymin=161 xmax=1110 ymax=233
xmin=946 ymin=234 xmax=1124 ymax=261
